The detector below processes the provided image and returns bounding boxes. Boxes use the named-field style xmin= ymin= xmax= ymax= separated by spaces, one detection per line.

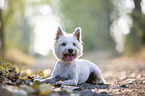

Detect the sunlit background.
xmin=0 ymin=0 xmax=145 ymax=68
xmin=0 ymin=1 xmax=145 ymax=95
xmin=30 ymin=5 xmax=60 ymax=56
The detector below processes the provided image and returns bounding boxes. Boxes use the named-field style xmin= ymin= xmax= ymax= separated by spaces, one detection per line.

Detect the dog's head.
xmin=54 ymin=26 xmax=83 ymax=62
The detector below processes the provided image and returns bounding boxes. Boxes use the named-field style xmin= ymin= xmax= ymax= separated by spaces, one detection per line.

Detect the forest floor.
xmin=0 ymin=51 xmax=145 ymax=96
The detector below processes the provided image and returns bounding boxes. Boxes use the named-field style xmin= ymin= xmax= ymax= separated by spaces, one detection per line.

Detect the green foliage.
xmin=2 ymin=0 xmax=31 ymax=53
xmin=125 ymin=11 xmax=145 ymax=53
xmin=0 ymin=59 xmax=30 ymax=85
xmin=52 ymin=0 xmax=115 ymax=52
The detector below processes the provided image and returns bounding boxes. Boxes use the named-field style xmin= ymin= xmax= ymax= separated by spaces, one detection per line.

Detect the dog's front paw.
xmin=55 ymin=81 xmax=65 ymax=87
xmin=97 ymin=79 xmax=106 ymax=85
xmin=33 ymin=79 xmax=45 ymax=83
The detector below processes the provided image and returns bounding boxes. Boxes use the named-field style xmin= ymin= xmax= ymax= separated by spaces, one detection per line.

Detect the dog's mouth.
xmin=63 ymin=53 xmax=75 ymax=61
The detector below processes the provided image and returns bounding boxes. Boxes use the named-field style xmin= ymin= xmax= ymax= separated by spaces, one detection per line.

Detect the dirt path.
xmin=1 ymin=54 xmax=145 ymax=96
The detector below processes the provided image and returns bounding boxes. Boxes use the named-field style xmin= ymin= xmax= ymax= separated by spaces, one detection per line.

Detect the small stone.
xmin=143 ymin=81 xmax=145 ymax=84
xmin=140 ymin=80 xmax=145 ymax=84
xmin=137 ymin=74 xmax=143 ymax=78
xmin=16 ymin=78 xmax=23 ymax=86
xmin=120 ymin=84 xmax=128 ymax=88
xmin=100 ymin=91 xmax=107 ymax=94
xmin=129 ymin=73 xmax=136 ymax=78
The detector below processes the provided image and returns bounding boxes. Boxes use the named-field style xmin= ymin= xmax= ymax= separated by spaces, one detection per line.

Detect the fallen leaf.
xmin=39 ymin=84 xmax=52 ymax=95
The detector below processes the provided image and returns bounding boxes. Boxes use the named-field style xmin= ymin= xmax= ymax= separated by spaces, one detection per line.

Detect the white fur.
xmin=37 ymin=27 xmax=106 ymax=85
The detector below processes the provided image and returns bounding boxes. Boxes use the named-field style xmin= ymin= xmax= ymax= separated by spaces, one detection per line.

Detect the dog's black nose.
xmin=68 ymin=49 xmax=73 ymax=53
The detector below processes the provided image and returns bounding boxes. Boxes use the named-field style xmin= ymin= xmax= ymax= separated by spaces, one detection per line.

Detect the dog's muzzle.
xmin=63 ymin=49 xmax=76 ymax=61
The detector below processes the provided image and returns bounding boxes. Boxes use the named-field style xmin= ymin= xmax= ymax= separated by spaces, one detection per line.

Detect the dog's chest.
xmin=60 ymin=72 xmax=71 ymax=80
xmin=58 ymin=64 xmax=76 ymax=79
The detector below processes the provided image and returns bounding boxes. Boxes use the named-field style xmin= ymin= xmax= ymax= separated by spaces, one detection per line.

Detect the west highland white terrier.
xmin=35 ymin=27 xmax=106 ymax=85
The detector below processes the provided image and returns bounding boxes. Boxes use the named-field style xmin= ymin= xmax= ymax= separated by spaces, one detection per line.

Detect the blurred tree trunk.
xmin=0 ymin=9 xmax=4 ymax=58
xmin=133 ymin=0 xmax=141 ymax=12
xmin=105 ymin=0 xmax=116 ymax=51
xmin=125 ymin=0 xmax=145 ymax=53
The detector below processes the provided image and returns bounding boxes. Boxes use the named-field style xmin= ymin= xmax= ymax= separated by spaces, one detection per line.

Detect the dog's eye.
xmin=62 ymin=43 xmax=66 ymax=46
xmin=73 ymin=43 xmax=76 ymax=46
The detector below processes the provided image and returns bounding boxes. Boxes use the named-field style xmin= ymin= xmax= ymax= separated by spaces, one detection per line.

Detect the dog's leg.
xmin=34 ymin=69 xmax=60 ymax=84
xmin=94 ymin=67 xmax=106 ymax=84
xmin=56 ymin=73 xmax=78 ymax=85
xmin=33 ymin=77 xmax=57 ymax=84
xmin=43 ymin=77 xmax=57 ymax=83
xmin=56 ymin=78 xmax=78 ymax=85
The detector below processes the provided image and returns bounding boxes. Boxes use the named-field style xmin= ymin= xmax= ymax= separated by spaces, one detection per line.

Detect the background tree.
xmin=125 ymin=0 xmax=145 ymax=53
xmin=0 ymin=0 xmax=35 ymax=63
xmin=0 ymin=8 xmax=4 ymax=58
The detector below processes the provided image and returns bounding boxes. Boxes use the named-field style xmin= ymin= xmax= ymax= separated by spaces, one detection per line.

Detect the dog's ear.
xmin=56 ymin=26 xmax=64 ymax=40
xmin=73 ymin=27 xmax=82 ymax=42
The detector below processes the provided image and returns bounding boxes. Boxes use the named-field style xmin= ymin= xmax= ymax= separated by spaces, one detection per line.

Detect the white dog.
xmin=36 ymin=27 xmax=106 ymax=85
